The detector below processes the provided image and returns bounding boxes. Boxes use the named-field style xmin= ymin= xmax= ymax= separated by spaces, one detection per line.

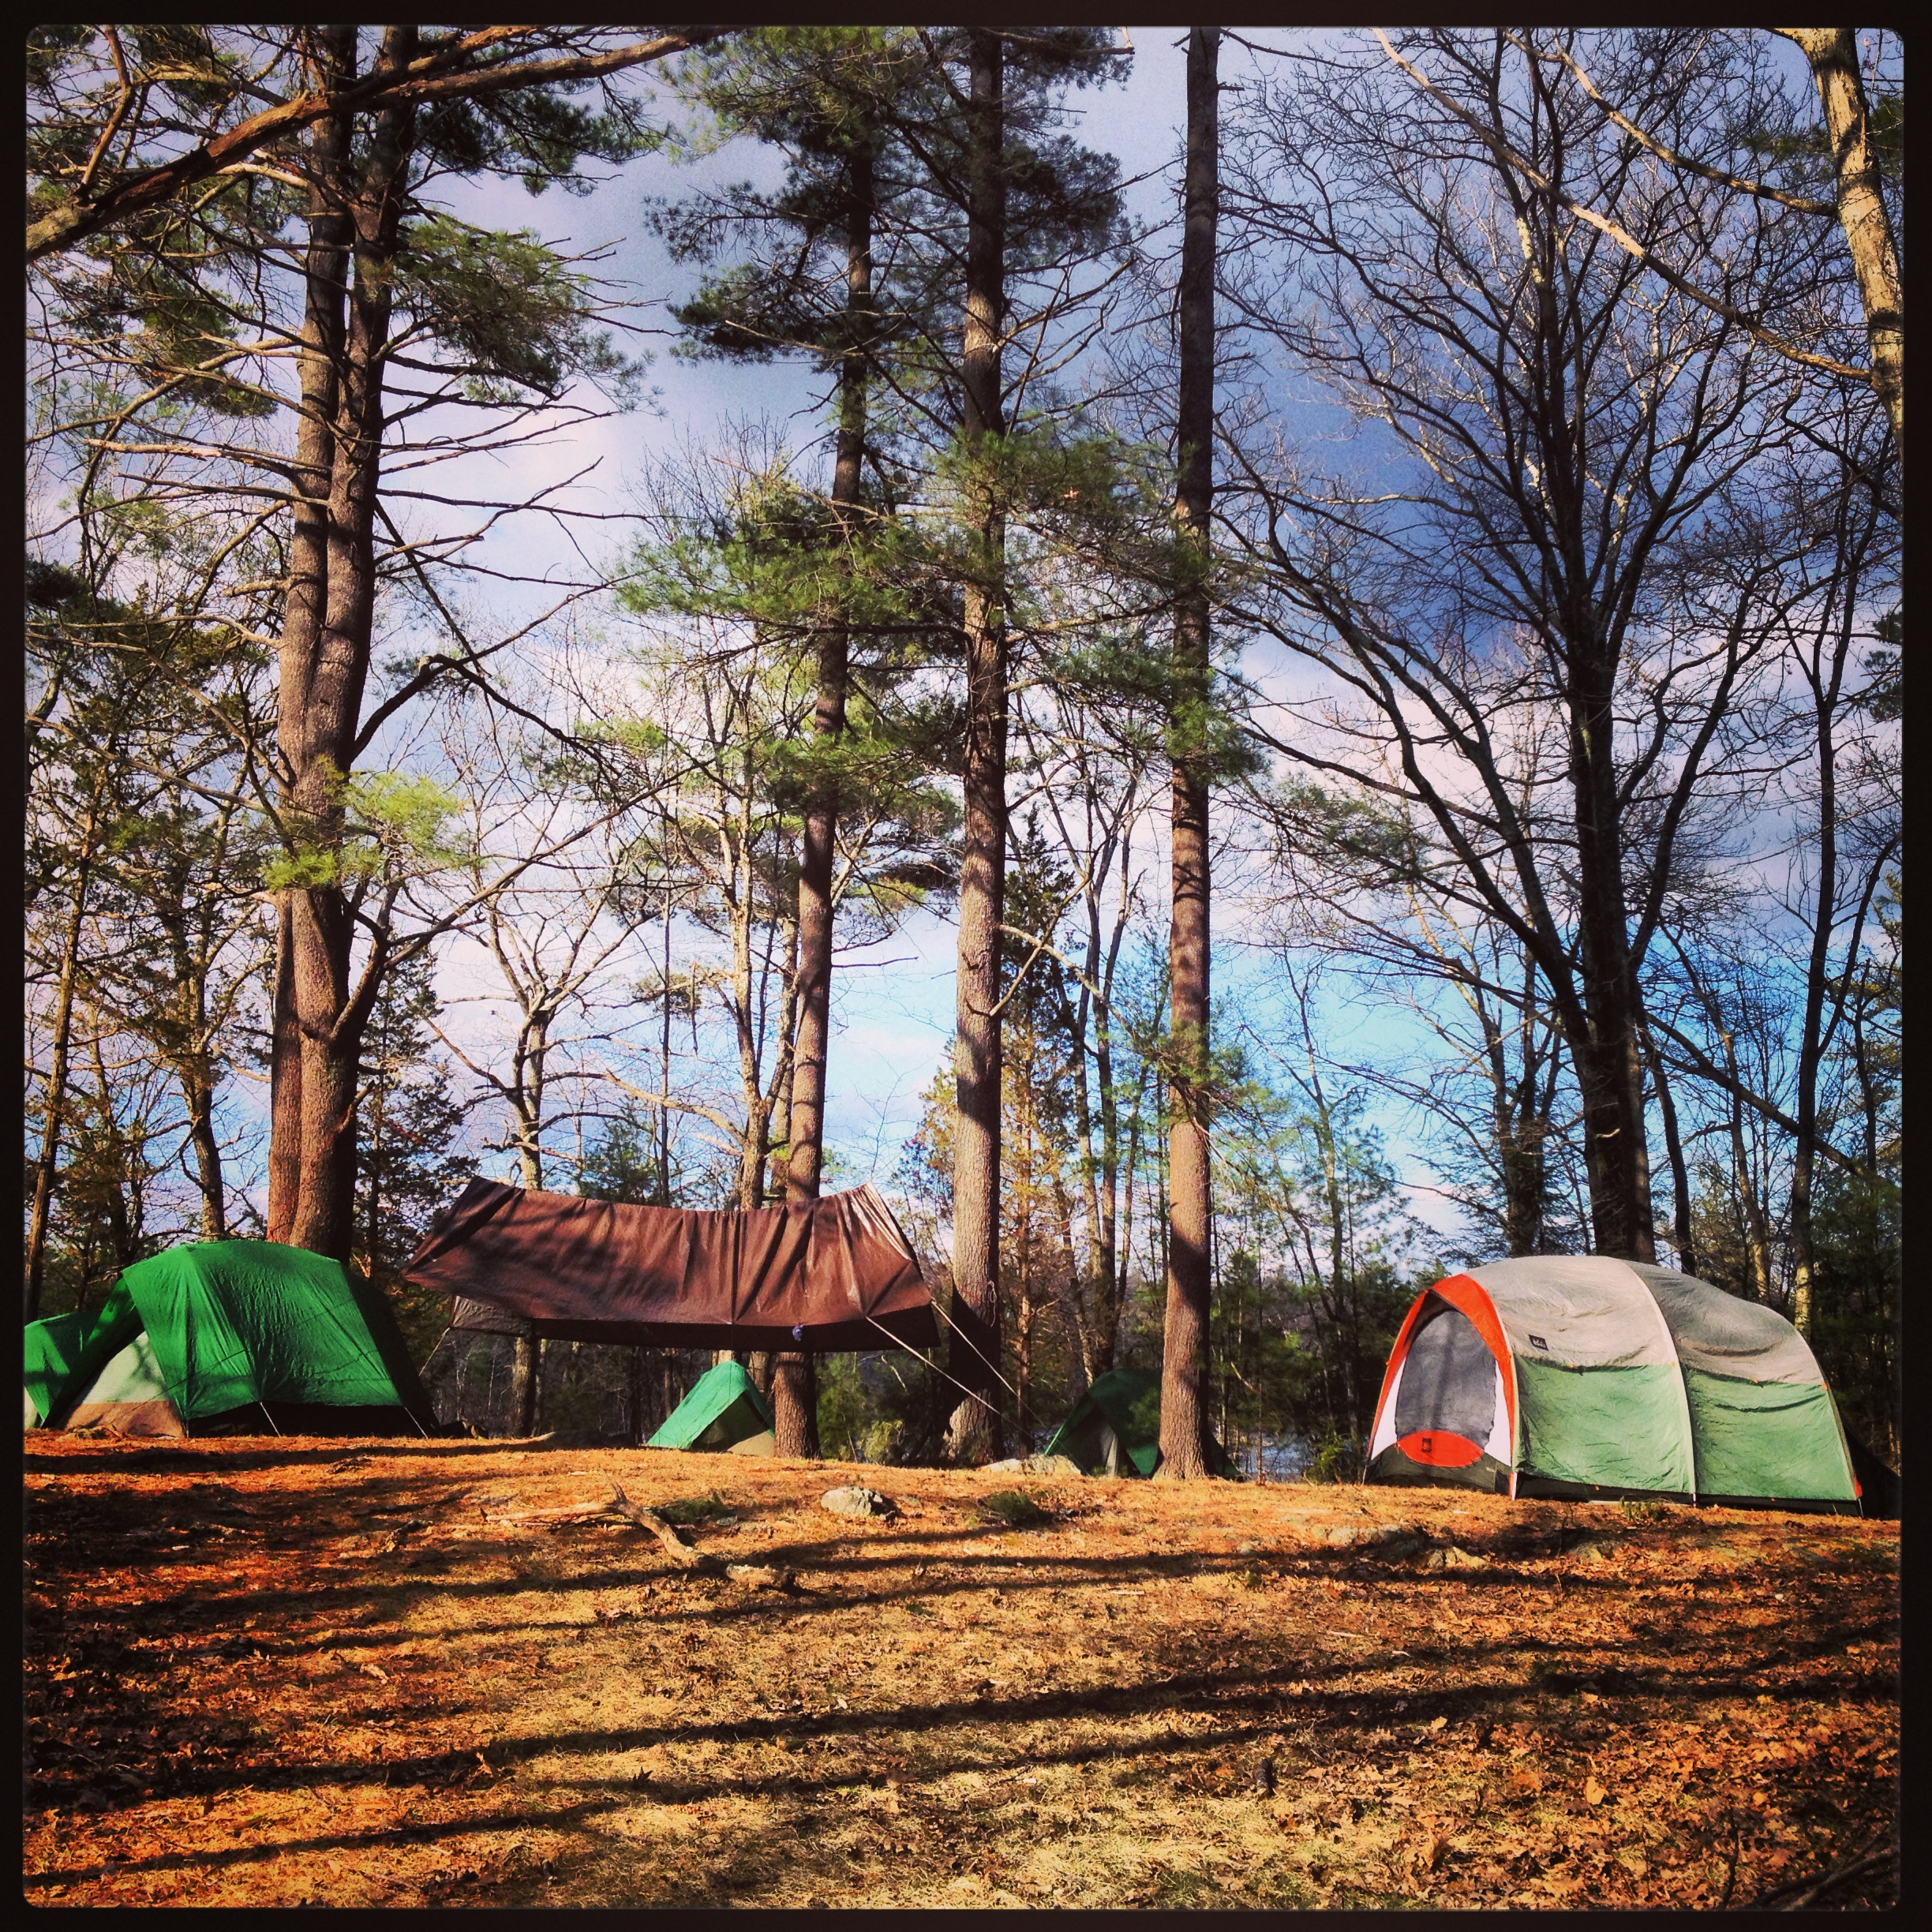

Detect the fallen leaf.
xmin=1583 ymin=1776 xmax=1607 ymax=1807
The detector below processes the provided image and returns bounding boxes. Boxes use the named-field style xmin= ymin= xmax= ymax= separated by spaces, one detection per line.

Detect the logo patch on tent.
xmin=1397 ymin=1430 xmax=1482 ymax=1469
xmin=1528 ymin=1334 xmax=1548 ymax=1349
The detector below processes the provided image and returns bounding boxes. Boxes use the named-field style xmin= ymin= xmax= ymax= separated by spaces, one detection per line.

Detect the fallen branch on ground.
xmin=484 ymin=1485 xmax=722 ymax=1572
xmin=605 ymin=1484 xmax=722 ymax=1571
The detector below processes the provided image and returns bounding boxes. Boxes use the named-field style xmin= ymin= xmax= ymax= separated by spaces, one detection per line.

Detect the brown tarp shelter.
xmin=403 ymin=1178 xmax=939 ymax=1352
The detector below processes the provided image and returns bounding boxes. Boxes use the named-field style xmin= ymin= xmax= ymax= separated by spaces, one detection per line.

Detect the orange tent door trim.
xmin=1368 ymin=1272 xmax=1518 ymax=1477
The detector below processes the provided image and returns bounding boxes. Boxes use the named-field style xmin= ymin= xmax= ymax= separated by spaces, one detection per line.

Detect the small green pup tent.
xmin=648 ymin=1359 xmax=776 ymax=1457
xmin=1043 ymin=1365 xmax=1238 ymax=1478
xmin=23 ymin=1240 xmax=435 ymax=1437
xmin=1366 ymin=1256 xmax=1860 ymax=1512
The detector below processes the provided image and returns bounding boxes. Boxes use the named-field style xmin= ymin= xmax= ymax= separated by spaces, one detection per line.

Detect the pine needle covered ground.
xmin=23 ymin=1436 xmax=1898 ymax=1909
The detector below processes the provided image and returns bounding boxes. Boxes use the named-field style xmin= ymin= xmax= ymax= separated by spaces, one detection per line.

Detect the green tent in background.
xmin=648 ymin=1359 xmax=776 ymax=1456
xmin=22 ymin=1241 xmax=436 ymax=1437
xmin=23 ymin=1309 xmax=88 ymax=1430
xmin=1043 ymin=1366 xmax=1239 ymax=1479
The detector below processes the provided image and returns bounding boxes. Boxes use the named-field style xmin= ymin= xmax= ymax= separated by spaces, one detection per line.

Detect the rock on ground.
xmin=984 ymin=1455 xmax=1084 ymax=1477
xmin=821 ymin=1485 xmax=897 ymax=1521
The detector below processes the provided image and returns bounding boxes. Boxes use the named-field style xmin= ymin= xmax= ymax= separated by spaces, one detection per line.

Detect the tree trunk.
xmin=268 ymin=26 xmax=353 ymax=1249
xmin=512 ymin=1334 xmax=541 ymax=1436
xmin=774 ymin=137 xmax=878 ymax=1469
xmin=182 ymin=1063 xmax=228 ymax=1244
xmin=278 ymin=26 xmax=417 ymax=1260
xmin=630 ymin=1346 xmax=649 ymax=1444
xmin=1498 ymin=1090 xmax=1548 ymax=1258
xmin=83 ymin=1016 xmax=140 ymax=1275
xmin=771 ymin=1354 xmax=818 ymax=1458
xmin=1158 ymin=26 xmax=1220 ymax=1482
xmin=1050 ymin=1170 xmax=1089 ymax=1395
xmin=266 ymin=900 xmax=305 ymax=1243
xmin=1014 ymin=1251 xmax=1035 ymax=1450
xmin=25 ymin=817 xmax=97 ymax=1322
xmin=1065 ymin=834 xmax=1129 ymax=1378
xmin=787 ymin=139 xmax=871 ymax=1208
xmin=1643 ymin=1024 xmax=1695 ymax=1278
xmin=1567 ymin=653 xmax=1656 ymax=1263
xmin=163 ymin=864 xmax=230 ymax=1244
xmin=1094 ymin=963 xmax=1123 ymax=1370
xmin=650 ymin=904 xmax=671 ymax=1203
xmin=945 ymin=28 xmax=1009 ymax=1466
xmin=1783 ymin=28 xmax=1904 ymax=459
xmin=763 ymin=908 xmax=800 ymax=1204
xmin=288 ymin=899 xmax=375 ymax=1259
xmin=1485 ymin=953 xmax=1554 ymax=1259
xmin=517 ymin=1070 xmax=544 ymax=1191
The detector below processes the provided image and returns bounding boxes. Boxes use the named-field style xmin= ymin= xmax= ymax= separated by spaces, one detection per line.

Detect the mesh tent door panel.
xmin=1394 ymin=1307 xmax=1504 ymax=1456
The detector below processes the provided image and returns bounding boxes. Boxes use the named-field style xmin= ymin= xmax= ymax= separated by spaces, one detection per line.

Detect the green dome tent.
xmin=22 ymin=1241 xmax=436 ymax=1437
xmin=1042 ymin=1365 xmax=1238 ymax=1479
xmin=1365 ymin=1256 xmax=1861 ymax=1512
xmin=648 ymin=1359 xmax=777 ymax=1457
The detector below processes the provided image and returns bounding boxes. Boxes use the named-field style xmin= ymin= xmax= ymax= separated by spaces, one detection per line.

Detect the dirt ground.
xmin=21 ymin=1434 xmax=1899 ymax=1909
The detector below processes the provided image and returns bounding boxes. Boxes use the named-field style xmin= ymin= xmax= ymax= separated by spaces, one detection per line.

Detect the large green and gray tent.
xmin=647 ymin=1359 xmax=776 ymax=1457
xmin=22 ymin=1241 xmax=435 ymax=1437
xmin=1042 ymin=1366 xmax=1238 ymax=1479
xmin=1365 ymin=1257 xmax=1860 ymax=1511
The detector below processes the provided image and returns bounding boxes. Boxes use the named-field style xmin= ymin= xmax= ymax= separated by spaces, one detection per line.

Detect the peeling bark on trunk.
xmin=945 ymin=29 xmax=1009 ymax=1466
xmin=1158 ymin=27 xmax=1220 ymax=1483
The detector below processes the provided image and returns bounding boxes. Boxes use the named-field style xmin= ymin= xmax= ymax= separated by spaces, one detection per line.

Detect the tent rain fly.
xmin=404 ymin=1178 xmax=938 ymax=1353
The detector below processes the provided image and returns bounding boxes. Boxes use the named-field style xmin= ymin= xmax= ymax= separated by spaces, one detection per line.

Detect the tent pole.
xmin=258 ymin=1401 xmax=282 ymax=1436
